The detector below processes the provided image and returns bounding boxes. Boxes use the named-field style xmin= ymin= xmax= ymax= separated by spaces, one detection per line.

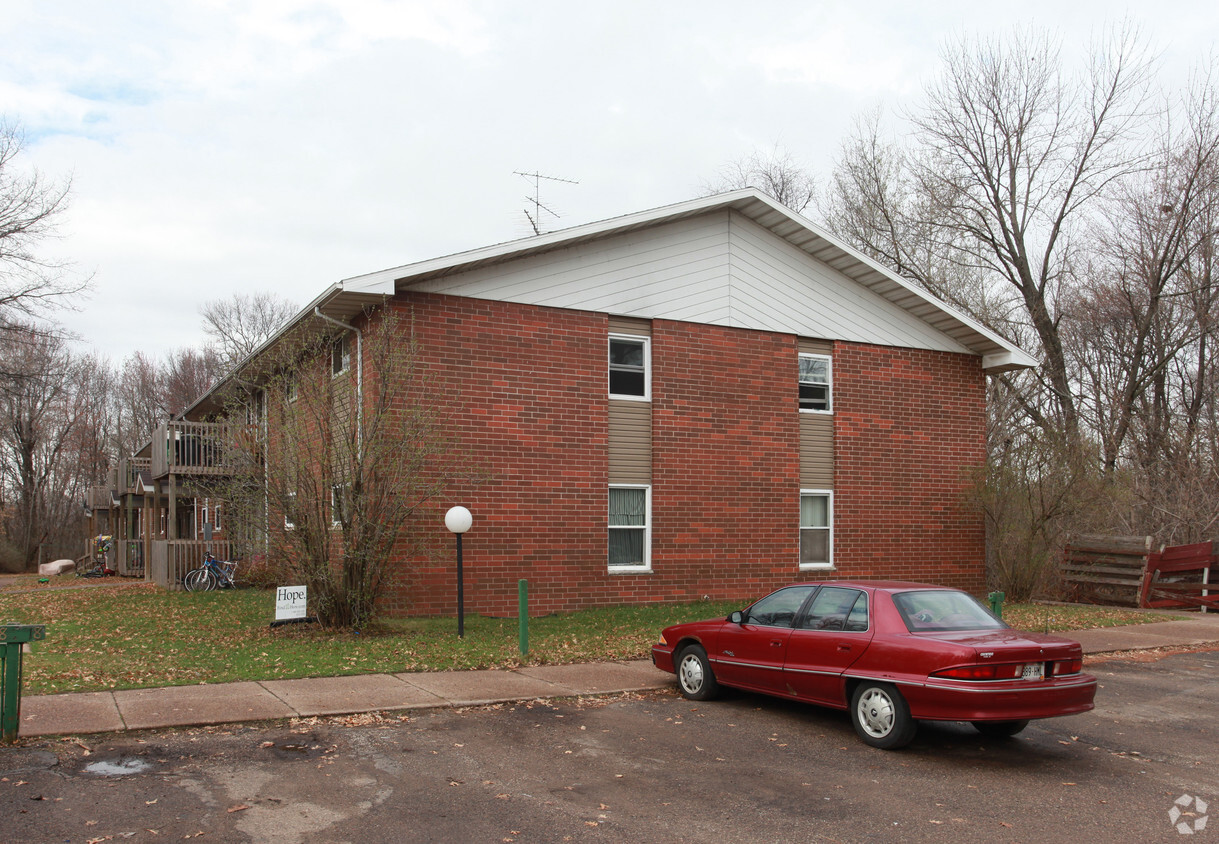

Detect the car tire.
xmin=676 ymin=645 xmax=720 ymax=701
xmin=972 ymin=719 xmax=1030 ymax=738
xmin=850 ymin=682 xmax=917 ymax=749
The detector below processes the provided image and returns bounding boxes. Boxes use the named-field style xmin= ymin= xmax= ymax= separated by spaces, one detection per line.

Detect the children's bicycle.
xmin=79 ymin=535 xmax=115 ymax=578
xmin=183 ymin=551 xmax=238 ymax=592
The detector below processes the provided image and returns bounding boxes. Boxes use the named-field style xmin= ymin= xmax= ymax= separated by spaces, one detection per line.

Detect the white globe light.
xmin=444 ymin=505 xmax=473 ymax=534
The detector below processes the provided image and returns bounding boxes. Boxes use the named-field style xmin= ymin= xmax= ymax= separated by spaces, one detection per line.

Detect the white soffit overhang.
xmin=343 ymin=189 xmax=1037 ymax=374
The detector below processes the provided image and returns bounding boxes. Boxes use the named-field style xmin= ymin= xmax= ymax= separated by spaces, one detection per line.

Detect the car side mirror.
xmin=729 ymin=611 xmax=744 ymax=624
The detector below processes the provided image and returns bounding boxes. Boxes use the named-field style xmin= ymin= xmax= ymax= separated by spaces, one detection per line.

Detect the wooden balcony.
xmin=117 ymin=456 xmax=153 ymax=494
xmin=85 ymin=485 xmax=113 ymax=511
xmin=150 ymin=420 xmax=259 ymax=479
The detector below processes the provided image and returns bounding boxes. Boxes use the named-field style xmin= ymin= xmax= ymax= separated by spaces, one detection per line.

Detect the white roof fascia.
xmin=343 ymin=189 xmax=1036 ymax=373
xmin=177 ymin=275 xmax=396 ymax=419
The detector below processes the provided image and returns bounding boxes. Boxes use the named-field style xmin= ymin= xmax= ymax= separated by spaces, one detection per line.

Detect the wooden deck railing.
xmin=150 ymin=420 xmax=259 ymax=479
xmin=117 ymin=456 xmax=152 ymax=493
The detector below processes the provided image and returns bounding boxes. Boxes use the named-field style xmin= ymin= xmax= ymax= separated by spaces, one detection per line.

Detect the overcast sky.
xmin=5 ymin=1 xmax=1217 ymax=362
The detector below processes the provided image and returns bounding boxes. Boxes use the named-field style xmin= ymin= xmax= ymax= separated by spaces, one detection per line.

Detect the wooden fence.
xmin=150 ymin=539 xmax=232 ymax=590
xmin=1140 ymin=541 xmax=1217 ymax=611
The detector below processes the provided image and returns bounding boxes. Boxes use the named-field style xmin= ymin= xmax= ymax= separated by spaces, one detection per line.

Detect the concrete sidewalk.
xmin=17 ymin=660 xmax=670 ymax=739
xmin=14 ymin=614 xmax=1219 ymax=740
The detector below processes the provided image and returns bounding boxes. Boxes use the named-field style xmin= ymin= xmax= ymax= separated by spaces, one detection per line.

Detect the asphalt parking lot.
xmin=3 ymin=648 xmax=1216 ymax=843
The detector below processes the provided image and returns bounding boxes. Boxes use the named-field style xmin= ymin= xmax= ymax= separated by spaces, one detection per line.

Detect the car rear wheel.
xmin=972 ymin=719 xmax=1030 ymax=738
xmin=676 ymin=645 xmax=720 ymax=701
xmin=850 ymin=682 xmax=917 ymax=749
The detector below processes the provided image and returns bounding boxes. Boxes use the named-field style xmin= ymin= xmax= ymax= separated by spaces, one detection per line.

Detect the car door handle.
xmin=771 ymin=640 xmax=784 ymax=647
xmin=838 ymin=644 xmax=853 ymax=652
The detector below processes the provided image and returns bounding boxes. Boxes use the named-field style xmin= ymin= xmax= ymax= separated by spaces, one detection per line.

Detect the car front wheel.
xmin=850 ymin=682 xmax=917 ymax=749
xmin=676 ymin=645 xmax=720 ymax=701
xmin=972 ymin=719 xmax=1029 ymax=738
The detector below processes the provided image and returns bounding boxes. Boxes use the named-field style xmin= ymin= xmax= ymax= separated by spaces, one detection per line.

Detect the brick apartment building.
xmin=183 ymin=189 xmax=1035 ymax=617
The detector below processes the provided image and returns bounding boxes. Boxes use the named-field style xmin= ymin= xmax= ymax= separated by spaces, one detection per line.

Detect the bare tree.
xmin=704 ymin=143 xmax=817 ymax=213
xmin=0 ymin=122 xmax=82 ymax=334
xmin=200 ymin=292 xmax=298 ymax=370
xmin=825 ymin=27 xmax=1154 ymax=441
xmin=218 ymin=305 xmax=458 ymax=628
xmin=112 ymin=352 xmax=166 ymax=456
xmin=162 ymin=346 xmax=220 ymax=417
xmin=0 ymin=325 xmax=92 ymax=569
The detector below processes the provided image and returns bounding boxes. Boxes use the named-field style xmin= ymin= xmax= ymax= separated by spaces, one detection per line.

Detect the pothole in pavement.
xmin=83 ymin=756 xmax=154 ymax=776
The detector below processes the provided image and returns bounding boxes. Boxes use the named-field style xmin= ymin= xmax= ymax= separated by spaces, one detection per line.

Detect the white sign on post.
xmin=275 ymin=585 xmax=308 ymax=620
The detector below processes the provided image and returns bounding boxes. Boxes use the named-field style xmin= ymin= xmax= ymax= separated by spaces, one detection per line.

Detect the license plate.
xmin=1021 ymin=663 xmax=1045 ymax=681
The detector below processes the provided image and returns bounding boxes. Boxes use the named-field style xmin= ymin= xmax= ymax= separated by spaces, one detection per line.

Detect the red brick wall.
xmin=832 ymin=342 xmax=987 ymax=593
xmin=379 ymin=294 xmax=610 ymax=617
xmin=373 ymin=295 xmax=986 ymax=616
xmin=647 ymin=320 xmax=802 ymax=601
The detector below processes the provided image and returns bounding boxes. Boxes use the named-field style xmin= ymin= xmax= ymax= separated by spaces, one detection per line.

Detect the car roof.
xmin=788 ymin=580 xmax=960 ymax=594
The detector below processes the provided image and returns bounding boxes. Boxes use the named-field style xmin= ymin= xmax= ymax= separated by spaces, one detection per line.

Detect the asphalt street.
xmin=2 ymin=648 xmax=1216 ymax=843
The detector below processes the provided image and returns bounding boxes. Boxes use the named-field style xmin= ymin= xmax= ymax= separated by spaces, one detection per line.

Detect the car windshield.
xmin=892 ymin=590 xmax=1007 ymax=633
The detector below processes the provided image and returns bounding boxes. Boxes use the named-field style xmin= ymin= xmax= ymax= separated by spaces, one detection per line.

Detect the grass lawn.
xmin=0 ymin=579 xmax=1170 ymax=696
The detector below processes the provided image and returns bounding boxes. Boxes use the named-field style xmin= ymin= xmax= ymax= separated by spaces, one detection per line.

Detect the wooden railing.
xmin=150 ymin=539 xmax=233 ymax=590
xmin=150 ymin=420 xmax=259 ymax=479
xmin=85 ymin=486 xmax=113 ymax=510
xmin=117 ymin=456 xmax=152 ymax=493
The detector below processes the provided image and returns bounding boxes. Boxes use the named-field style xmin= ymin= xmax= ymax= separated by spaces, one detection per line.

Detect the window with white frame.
xmin=609 ymin=485 xmax=650 ymax=570
xmin=286 ymin=374 xmax=298 ymax=403
xmin=609 ymin=335 xmax=650 ymax=399
xmin=799 ymin=353 xmax=831 ymax=412
xmin=332 ymin=334 xmax=351 ymax=376
xmin=284 ymin=491 xmax=297 ymax=531
xmin=330 ymin=484 xmax=349 ymax=528
xmin=800 ymin=490 xmax=833 ymax=568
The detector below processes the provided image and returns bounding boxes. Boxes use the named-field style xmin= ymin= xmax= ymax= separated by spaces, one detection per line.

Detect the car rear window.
xmin=892 ymin=590 xmax=1008 ymax=632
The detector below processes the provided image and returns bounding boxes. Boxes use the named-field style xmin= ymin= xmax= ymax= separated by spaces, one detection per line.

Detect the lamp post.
xmin=444 ymin=506 xmax=473 ymax=638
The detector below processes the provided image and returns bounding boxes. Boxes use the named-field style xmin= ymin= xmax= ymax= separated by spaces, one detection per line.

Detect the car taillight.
xmin=932 ymin=663 xmax=1025 ymax=681
xmin=1052 ymin=658 xmax=1082 ymax=676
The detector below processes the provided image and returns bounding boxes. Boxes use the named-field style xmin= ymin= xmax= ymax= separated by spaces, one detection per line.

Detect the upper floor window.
xmin=799 ymin=353 xmax=831 ymax=413
xmin=609 ymin=335 xmax=650 ymax=400
xmin=333 ymin=334 xmax=351 ymax=376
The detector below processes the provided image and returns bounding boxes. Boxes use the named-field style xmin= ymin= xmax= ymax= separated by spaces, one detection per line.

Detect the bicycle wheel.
xmin=184 ymin=568 xmax=214 ymax=592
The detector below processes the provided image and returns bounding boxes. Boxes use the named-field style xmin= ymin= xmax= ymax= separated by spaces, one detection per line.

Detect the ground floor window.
xmin=800 ymin=490 xmax=833 ymax=569
xmin=609 ymin=485 xmax=650 ymax=571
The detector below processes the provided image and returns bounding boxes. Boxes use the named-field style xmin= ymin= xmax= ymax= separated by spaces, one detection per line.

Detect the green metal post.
xmin=988 ymin=591 xmax=1005 ymax=619
xmin=518 ymin=579 xmax=529 ymax=655
xmin=1 ymin=624 xmax=46 ymax=743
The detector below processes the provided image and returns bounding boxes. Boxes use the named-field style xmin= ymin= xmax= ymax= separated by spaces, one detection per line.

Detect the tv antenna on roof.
xmin=515 ymin=170 xmax=579 ymax=235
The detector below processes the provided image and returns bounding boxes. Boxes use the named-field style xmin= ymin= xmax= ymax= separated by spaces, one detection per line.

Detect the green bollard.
xmin=518 ymin=579 xmax=529 ymax=655
xmin=1 ymin=623 xmax=46 ymax=743
xmin=988 ymin=591 xmax=1005 ymax=619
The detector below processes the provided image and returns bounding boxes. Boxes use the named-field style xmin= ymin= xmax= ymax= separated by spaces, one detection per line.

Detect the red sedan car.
xmin=651 ymin=581 xmax=1097 ymax=749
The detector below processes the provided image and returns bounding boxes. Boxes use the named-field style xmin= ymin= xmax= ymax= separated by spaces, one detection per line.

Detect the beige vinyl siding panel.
xmin=609 ymin=400 xmax=651 ymax=484
xmin=608 ymin=316 xmax=651 ymax=336
xmin=408 ymin=209 xmax=972 ymax=355
xmin=800 ymin=414 xmax=834 ymax=488
xmin=798 ymin=337 xmax=833 ymax=355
